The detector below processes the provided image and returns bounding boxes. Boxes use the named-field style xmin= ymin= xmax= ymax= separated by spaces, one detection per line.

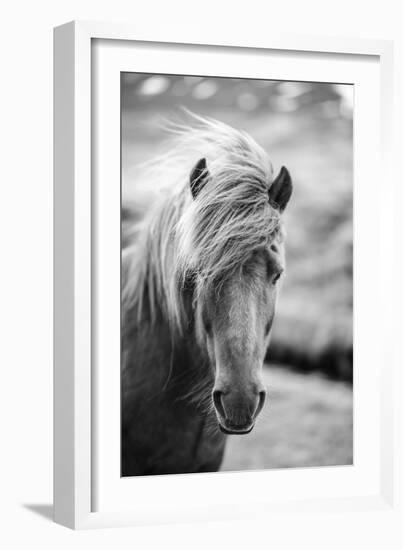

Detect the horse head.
xmin=185 ymin=157 xmax=292 ymax=434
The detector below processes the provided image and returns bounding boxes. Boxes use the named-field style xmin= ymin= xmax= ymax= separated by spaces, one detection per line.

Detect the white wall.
xmin=0 ymin=1 xmax=401 ymax=547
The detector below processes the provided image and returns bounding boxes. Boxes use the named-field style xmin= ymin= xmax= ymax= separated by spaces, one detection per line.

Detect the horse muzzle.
xmin=212 ymin=387 xmax=267 ymax=435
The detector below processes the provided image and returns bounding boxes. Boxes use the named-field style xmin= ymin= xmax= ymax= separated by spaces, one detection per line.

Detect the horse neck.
xmin=126 ymin=278 xmax=210 ymax=400
xmin=124 ymin=189 xmax=213 ymax=383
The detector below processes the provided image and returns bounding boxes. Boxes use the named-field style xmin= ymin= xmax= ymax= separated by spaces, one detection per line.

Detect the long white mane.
xmin=122 ymin=113 xmax=282 ymax=333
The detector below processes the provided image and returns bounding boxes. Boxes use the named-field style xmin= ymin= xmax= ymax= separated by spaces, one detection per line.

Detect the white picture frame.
xmin=54 ymin=20 xmax=396 ymax=530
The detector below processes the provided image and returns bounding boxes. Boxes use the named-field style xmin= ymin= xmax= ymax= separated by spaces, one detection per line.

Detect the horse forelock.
xmin=122 ymin=113 xmax=283 ymax=335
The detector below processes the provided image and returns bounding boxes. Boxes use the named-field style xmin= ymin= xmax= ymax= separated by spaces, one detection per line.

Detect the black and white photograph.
xmin=121 ymin=73 xmax=353 ymax=477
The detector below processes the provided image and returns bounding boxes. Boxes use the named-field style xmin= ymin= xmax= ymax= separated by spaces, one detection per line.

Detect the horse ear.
xmin=190 ymin=158 xmax=209 ymax=199
xmin=269 ymin=166 xmax=292 ymax=212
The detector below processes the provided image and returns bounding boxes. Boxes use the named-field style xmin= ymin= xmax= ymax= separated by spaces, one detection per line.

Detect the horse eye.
xmin=204 ymin=320 xmax=212 ymax=335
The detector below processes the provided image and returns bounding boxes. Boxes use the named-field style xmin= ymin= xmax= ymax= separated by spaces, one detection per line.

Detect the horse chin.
xmin=218 ymin=422 xmax=255 ymax=435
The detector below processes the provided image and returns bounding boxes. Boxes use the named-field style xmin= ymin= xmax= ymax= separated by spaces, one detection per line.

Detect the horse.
xmin=121 ymin=114 xmax=292 ymax=476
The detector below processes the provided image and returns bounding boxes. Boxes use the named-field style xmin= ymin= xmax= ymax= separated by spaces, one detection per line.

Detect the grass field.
xmin=222 ymin=364 xmax=353 ymax=471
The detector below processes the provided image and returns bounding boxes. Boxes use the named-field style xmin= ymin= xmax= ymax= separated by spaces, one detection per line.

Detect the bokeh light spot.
xmin=138 ymin=76 xmax=170 ymax=96
xmin=192 ymin=80 xmax=218 ymax=100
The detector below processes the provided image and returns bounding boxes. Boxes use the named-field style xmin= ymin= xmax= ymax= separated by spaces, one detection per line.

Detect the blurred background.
xmin=121 ymin=73 xmax=353 ymax=470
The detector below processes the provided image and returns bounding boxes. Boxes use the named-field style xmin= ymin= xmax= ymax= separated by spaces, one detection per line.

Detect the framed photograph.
xmin=54 ymin=21 xmax=395 ymax=529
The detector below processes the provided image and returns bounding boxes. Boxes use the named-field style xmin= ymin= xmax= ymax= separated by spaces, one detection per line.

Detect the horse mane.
xmin=122 ymin=112 xmax=283 ymax=335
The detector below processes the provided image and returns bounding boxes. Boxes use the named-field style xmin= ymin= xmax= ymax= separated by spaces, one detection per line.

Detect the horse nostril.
xmin=254 ymin=390 xmax=267 ymax=419
xmin=213 ymin=390 xmax=226 ymax=419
